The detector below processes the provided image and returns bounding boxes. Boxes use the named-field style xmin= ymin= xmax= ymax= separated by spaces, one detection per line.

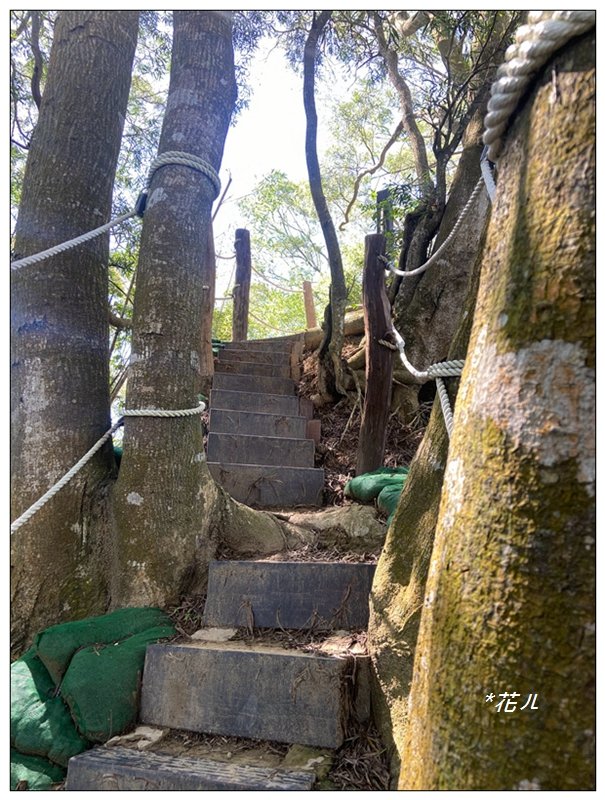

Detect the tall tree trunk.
xmin=111 ymin=11 xmax=237 ymax=607
xmin=10 ymin=11 xmax=139 ymax=654
xmin=401 ymin=30 xmax=595 ymax=790
xmin=303 ymin=10 xmax=347 ymax=401
xmin=393 ymin=111 xmax=490 ymax=379
xmin=368 ymin=217 xmax=487 ymax=786
xmin=199 ymin=223 xmax=216 ymax=398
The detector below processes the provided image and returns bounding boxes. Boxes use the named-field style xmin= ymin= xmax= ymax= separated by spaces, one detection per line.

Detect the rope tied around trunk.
xmin=10 ymin=402 xmax=206 ymax=535
xmin=10 ymin=151 xmax=220 ymax=271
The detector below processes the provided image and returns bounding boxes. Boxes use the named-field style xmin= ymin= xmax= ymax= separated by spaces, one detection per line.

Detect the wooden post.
xmin=356 ymin=233 xmax=393 ymax=475
xmin=303 ymin=280 xmax=317 ymax=329
xmin=376 ymin=188 xmax=393 ymax=235
xmin=232 ymin=228 xmax=251 ymax=341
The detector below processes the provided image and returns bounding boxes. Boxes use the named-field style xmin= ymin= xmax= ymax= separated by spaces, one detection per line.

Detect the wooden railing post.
xmin=232 ymin=228 xmax=251 ymax=341
xmin=376 ymin=188 xmax=394 ymax=235
xmin=356 ymin=233 xmax=393 ymax=475
xmin=303 ymin=280 xmax=317 ymax=330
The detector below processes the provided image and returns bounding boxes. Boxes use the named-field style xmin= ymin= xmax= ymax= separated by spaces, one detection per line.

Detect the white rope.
xmin=10 ymin=210 xmax=137 ymax=271
xmin=392 ymin=325 xmax=463 ymax=437
xmin=480 ymin=147 xmax=497 ymax=202
xmin=484 ymin=11 xmax=595 ymax=162
xmin=10 ymin=402 xmax=205 ymax=535
xmin=435 ymin=377 xmax=455 ymax=437
xmin=121 ymin=403 xmax=205 ymax=419
xmin=11 ymin=151 xmax=220 ymax=271
xmin=146 ymin=150 xmax=221 ymax=199
xmin=386 ymin=178 xmax=485 ymax=279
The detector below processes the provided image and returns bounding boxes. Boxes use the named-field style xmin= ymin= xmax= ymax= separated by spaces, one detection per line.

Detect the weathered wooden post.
xmin=376 ymin=188 xmax=393 ymax=235
xmin=232 ymin=228 xmax=251 ymax=341
xmin=356 ymin=233 xmax=393 ymax=475
xmin=303 ymin=280 xmax=317 ymax=329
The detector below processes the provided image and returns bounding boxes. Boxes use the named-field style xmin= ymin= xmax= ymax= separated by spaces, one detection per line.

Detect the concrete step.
xmin=203 ymin=560 xmax=376 ymax=630
xmin=209 ymin=409 xmax=307 ymax=439
xmin=215 ymin=360 xmax=291 ymax=378
xmin=207 ymin=432 xmax=315 ymax=468
xmin=208 ymin=462 xmax=324 ymax=507
xmin=213 ymin=372 xmax=296 ymax=396
xmin=219 ymin=348 xmax=291 ymax=366
xmin=66 ymin=747 xmax=315 ymax=791
xmin=140 ymin=641 xmax=352 ymax=748
xmin=211 ymin=389 xmax=302 ymax=417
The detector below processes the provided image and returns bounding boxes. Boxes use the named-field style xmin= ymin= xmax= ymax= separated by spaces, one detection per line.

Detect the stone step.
xmin=140 ymin=641 xmax=352 ymax=748
xmin=219 ymin=348 xmax=291 ymax=366
xmin=65 ymin=748 xmax=315 ymax=791
xmin=215 ymin=360 xmax=291 ymax=379
xmin=213 ymin=372 xmax=296 ymax=396
xmin=209 ymin=409 xmax=307 ymax=439
xmin=208 ymin=462 xmax=324 ymax=507
xmin=211 ymin=389 xmax=302 ymax=417
xmin=203 ymin=560 xmax=376 ymax=630
xmin=207 ymin=432 xmax=315 ymax=469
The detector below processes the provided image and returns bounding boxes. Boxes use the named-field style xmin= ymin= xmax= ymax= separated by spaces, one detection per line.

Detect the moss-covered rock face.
xmin=400 ymin=31 xmax=595 ymax=791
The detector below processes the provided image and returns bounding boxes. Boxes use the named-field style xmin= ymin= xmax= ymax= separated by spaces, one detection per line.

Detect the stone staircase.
xmin=64 ymin=338 xmax=381 ymax=791
xmin=207 ymin=338 xmax=325 ymax=508
xmin=65 ymin=559 xmax=376 ymax=791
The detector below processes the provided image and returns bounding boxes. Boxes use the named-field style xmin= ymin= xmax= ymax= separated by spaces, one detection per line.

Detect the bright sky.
xmin=212 ymin=37 xmax=353 ymax=286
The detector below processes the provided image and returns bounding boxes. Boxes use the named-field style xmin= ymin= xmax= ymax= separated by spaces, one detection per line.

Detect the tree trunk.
xmin=199 ymin=223 xmax=216 ymax=398
xmin=393 ymin=112 xmax=490 ymax=380
xmin=401 ymin=30 xmax=595 ymax=790
xmin=10 ymin=11 xmax=139 ymax=654
xmin=303 ymin=10 xmax=348 ymax=401
xmin=111 ymin=11 xmax=237 ymax=607
xmin=368 ymin=218 xmax=487 ymax=786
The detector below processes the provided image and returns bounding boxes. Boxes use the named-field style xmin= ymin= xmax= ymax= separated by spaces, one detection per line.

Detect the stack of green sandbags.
xmin=10 ymin=607 xmax=175 ymax=790
xmin=345 ymin=466 xmax=409 ymax=525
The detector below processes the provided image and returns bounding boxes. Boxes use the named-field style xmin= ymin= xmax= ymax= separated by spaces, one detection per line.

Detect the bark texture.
xmin=401 ymin=31 xmax=595 ymax=790
xmin=368 ymin=220 xmax=487 ymax=785
xmin=112 ymin=11 xmax=237 ymax=607
xmin=394 ymin=113 xmax=490 ymax=379
xmin=10 ymin=11 xmax=139 ymax=653
xmin=199 ymin=223 xmax=216 ymax=398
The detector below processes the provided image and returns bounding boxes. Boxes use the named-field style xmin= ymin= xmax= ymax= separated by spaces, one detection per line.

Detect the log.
xmin=356 ymin=234 xmax=393 ymax=474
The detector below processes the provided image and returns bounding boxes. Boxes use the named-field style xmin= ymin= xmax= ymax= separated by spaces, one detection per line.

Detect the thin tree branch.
xmin=340 ymin=120 xmax=404 ymax=231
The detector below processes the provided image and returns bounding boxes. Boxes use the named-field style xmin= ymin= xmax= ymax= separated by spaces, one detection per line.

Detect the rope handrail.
xmin=384 ymin=178 xmax=485 ymax=279
xmin=10 ymin=402 xmax=205 ymax=535
xmin=11 ymin=151 xmax=220 ymax=271
xmin=391 ymin=324 xmax=463 ymax=438
xmin=484 ymin=11 xmax=595 ymax=162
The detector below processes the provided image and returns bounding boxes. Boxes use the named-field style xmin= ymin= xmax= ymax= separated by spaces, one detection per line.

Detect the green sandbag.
xmin=10 ymin=749 xmax=66 ymax=791
xmin=60 ymin=623 xmax=175 ymax=742
xmin=35 ymin=606 xmax=172 ymax=685
xmin=377 ymin=483 xmax=405 ymax=525
xmin=11 ymin=649 xmax=89 ymax=767
xmin=344 ymin=466 xmax=409 ymax=503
